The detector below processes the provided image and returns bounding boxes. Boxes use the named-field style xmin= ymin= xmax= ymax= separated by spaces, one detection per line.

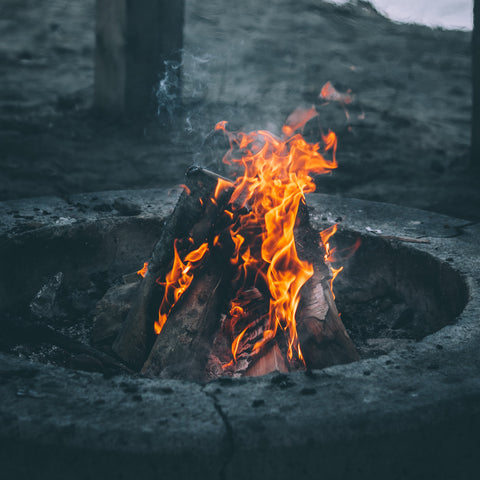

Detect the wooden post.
xmin=472 ymin=0 xmax=480 ymax=170
xmin=94 ymin=0 xmax=185 ymax=119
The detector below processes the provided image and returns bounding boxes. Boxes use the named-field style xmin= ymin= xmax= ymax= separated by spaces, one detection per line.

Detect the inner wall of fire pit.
xmin=0 ymin=218 xmax=468 ymax=369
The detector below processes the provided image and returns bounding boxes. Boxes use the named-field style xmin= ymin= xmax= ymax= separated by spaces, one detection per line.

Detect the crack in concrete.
xmin=204 ymin=388 xmax=235 ymax=480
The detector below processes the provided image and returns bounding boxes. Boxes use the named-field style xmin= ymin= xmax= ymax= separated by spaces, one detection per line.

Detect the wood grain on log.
xmin=245 ymin=343 xmax=288 ymax=376
xmin=298 ymin=272 xmax=359 ymax=368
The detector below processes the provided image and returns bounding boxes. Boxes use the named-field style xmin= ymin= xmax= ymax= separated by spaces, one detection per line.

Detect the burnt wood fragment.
xmin=206 ymin=287 xmax=271 ymax=378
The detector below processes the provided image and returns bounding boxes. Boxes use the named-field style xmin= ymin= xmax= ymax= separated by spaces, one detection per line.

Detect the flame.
xmin=282 ymin=106 xmax=318 ymax=137
xmin=319 ymin=81 xmax=353 ymax=121
xmin=320 ymin=224 xmax=338 ymax=263
xmin=137 ymin=262 xmax=148 ymax=278
xmin=320 ymin=227 xmax=361 ymax=298
xmin=150 ymin=104 xmax=354 ymax=373
xmin=216 ymin=107 xmax=338 ymax=364
xmin=319 ymin=81 xmax=352 ymax=105
xmin=231 ymin=325 xmax=249 ymax=362
xmin=179 ymin=184 xmax=191 ymax=195
xmin=214 ymin=178 xmax=234 ymax=200
xmin=154 ymin=241 xmax=209 ymax=335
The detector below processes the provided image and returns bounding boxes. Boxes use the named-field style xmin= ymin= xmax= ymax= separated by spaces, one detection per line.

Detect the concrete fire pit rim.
xmin=1 ymin=189 xmax=479 ymax=466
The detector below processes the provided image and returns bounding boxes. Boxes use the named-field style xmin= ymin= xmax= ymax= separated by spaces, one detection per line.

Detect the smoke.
xmin=155 ymin=50 xmax=233 ymax=171
xmin=155 ymin=59 xmax=181 ymax=120
xmin=155 ymin=51 xmax=213 ymax=122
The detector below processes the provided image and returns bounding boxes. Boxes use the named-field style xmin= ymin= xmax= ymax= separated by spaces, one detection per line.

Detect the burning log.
xmin=141 ymin=261 xmax=225 ymax=381
xmin=297 ymin=273 xmax=360 ymax=369
xmin=111 ymin=110 xmax=359 ymax=381
xmin=296 ymin=203 xmax=359 ymax=369
xmin=203 ymin=205 xmax=358 ymax=379
xmin=112 ymin=166 xmax=233 ymax=369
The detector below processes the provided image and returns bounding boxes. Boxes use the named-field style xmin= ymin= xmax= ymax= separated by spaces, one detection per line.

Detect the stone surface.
xmin=0 ymin=189 xmax=479 ymax=479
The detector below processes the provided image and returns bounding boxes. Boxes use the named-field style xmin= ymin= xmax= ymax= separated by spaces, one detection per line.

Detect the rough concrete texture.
xmin=0 ymin=189 xmax=479 ymax=479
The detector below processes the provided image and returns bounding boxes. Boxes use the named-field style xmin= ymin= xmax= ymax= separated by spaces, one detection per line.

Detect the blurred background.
xmin=0 ymin=0 xmax=478 ymax=220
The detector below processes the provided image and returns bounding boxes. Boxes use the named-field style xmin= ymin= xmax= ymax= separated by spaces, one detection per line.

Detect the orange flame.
xmin=282 ymin=106 xmax=318 ymax=137
xmin=150 ymin=104 xmax=352 ymax=373
xmin=214 ymin=178 xmax=234 ymax=200
xmin=319 ymin=81 xmax=353 ymax=121
xmin=216 ymin=107 xmax=338 ymax=364
xmin=320 ymin=226 xmax=361 ymax=298
xmin=179 ymin=184 xmax=191 ymax=195
xmin=154 ymin=241 xmax=209 ymax=335
xmin=137 ymin=262 xmax=148 ymax=278
xmin=319 ymin=81 xmax=352 ymax=105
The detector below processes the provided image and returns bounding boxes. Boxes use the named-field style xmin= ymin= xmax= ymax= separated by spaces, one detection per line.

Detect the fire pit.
xmin=1 ymin=188 xmax=479 ymax=479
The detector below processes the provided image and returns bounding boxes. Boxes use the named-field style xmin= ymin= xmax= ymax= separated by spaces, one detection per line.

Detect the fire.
xmin=150 ymin=105 xmax=351 ymax=371
xmin=320 ymin=226 xmax=361 ymax=299
xmin=215 ymin=106 xmax=338 ymax=365
xmin=319 ymin=81 xmax=352 ymax=105
xmin=137 ymin=262 xmax=148 ymax=278
xmin=154 ymin=240 xmax=209 ymax=335
xmin=319 ymin=81 xmax=353 ymax=120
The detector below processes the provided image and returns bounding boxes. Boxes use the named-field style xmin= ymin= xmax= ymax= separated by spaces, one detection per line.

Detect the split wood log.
xmin=245 ymin=343 xmax=288 ymax=376
xmin=141 ymin=260 xmax=225 ymax=381
xmin=295 ymin=203 xmax=360 ymax=369
xmin=112 ymin=166 xmax=233 ymax=370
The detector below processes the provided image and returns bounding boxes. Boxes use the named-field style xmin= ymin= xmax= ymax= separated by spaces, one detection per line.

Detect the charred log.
xmin=112 ymin=166 xmax=233 ymax=369
xmin=141 ymin=260 xmax=225 ymax=382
